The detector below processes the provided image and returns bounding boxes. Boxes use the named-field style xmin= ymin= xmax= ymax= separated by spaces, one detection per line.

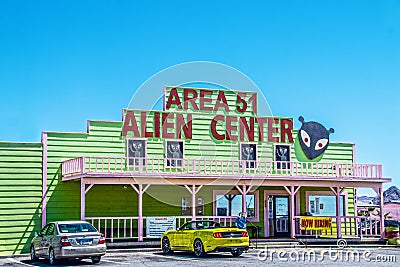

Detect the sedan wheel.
xmin=92 ymin=256 xmax=101 ymax=264
xmin=49 ymin=248 xmax=56 ymax=265
xmin=162 ymin=237 xmax=172 ymax=254
xmin=30 ymin=245 xmax=38 ymax=261
xmin=193 ymin=239 xmax=206 ymax=257
xmin=231 ymin=249 xmax=243 ymax=257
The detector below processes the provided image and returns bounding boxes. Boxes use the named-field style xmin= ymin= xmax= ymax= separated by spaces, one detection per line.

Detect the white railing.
xmin=86 ymin=216 xmax=236 ymax=242
xmin=294 ymin=216 xmax=381 ymax=238
xmin=62 ymin=156 xmax=383 ymax=179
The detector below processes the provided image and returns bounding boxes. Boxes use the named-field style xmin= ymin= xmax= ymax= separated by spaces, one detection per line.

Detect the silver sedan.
xmin=30 ymin=221 xmax=107 ymax=265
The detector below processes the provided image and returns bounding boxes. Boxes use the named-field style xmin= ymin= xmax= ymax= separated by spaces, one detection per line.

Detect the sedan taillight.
xmin=213 ymin=232 xmax=223 ymax=238
xmin=241 ymin=231 xmax=248 ymax=237
xmin=60 ymin=236 xmax=71 ymax=246
xmin=98 ymin=233 xmax=106 ymax=244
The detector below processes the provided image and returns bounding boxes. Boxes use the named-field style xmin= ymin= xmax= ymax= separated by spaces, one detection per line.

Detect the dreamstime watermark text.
xmin=257 ymin=246 xmax=397 ymax=263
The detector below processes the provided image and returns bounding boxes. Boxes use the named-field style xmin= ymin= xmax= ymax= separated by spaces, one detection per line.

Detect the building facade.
xmin=0 ymin=86 xmax=390 ymax=255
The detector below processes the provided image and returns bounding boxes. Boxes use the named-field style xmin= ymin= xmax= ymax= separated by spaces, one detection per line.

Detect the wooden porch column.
xmin=184 ymin=185 xmax=203 ymax=221
xmin=242 ymin=185 xmax=247 ymax=214
xmin=379 ymin=186 xmax=384 ymax=238
xmin=80 ymin=179 xmax=85 ymax=220
xmin=235 ymin=185 xmax=251 ymax=215
xmin=131 ymin=184 xmax=150 ymax=242
xmin=330 ymin=186 xmax=343 ymax=238
xmin=80 ymin=179 xmax=94 ymax=221
xmin=284 ymin=186 xmax=301 ymax=239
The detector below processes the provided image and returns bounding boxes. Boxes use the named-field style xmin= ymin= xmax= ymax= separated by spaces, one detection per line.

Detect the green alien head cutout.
xmin=294 ymin=116 xmax=334 ymax=162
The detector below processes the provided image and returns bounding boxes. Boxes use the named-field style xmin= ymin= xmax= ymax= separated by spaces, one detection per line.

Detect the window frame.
xmin=213 ymin=189 xmax=259 ymax=222
xmin=165 ymin=140 xmax=185 ymax=168
xmin=274 ymin=144 xmax=291 ymax=169
xmin=239 ymin=142 xmax=258 ymax=169
xmin=305 ymin=190 xmax=348 ymax=217
xmin=126 ymin=138 xmax=147 ymax=167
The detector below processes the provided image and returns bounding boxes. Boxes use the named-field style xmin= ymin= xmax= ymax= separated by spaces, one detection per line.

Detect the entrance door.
xmin=273 ymin=196 xmax=290 ymax=237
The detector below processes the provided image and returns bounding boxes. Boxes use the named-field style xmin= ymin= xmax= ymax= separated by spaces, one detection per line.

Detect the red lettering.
xmin=226 ymin=116 xmax=237 ymax=141
xmin=280 ymin=119 xmax=294 ymax=143
xmin=176 ymin=114 xmax=192 ymax=139
xmin=154 ymin=112 xmax=160 ymax=138
xmin=166 ymin=88 xmax=182 ymax=110
xmin=200 ymin=90 xmax=213 ymax=111
xmin=211 ymin=115 xmax=225 ymax=140
xmin=267 ymin=118 xmax=279 ymax=142
xmin=122 ymin=111 xmax=140 ymax=137
xmin=257 ymin=118 xmax=267 ymax=142
xmin=162 ymin=113 xmax=175 ymax=138
xmin=141 ymin=112 xmax=154 ymax=138
xmin=236 ymin=93 xmax=247 ymax=113
xmin=183 ymin=89 xmax=199 ymax=110
xmin=239 ymin=117 xmax=255 ymax=141
xmin=213 ymin=91 xmax=230 ymax=112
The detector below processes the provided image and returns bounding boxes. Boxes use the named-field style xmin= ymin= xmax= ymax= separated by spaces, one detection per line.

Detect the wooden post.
xmin=192 ymin=185 xmax=196 ymax=221
xmin=242 ymin=185 xmax=247 ymax=214
xmin=80 ymin=179 xmax=85 ymax=220
xmin=379 ymin=186 xmax=384 ymax=238
xmin=335 ymin=187 xmax=342 ymax=238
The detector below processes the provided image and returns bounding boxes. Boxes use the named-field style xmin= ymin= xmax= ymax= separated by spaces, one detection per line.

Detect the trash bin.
xmin=385 ymin=221 xmax=400 ymax=245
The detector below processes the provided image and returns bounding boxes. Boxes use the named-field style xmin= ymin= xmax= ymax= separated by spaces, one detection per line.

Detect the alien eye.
xmin=300 ymin=130 xmax=311 ymax=147
xmin=315 ymin=138 xmax=328 ymax=150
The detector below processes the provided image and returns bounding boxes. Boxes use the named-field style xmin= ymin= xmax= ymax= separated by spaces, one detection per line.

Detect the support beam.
xmin=80 ymin=179 xmax=86 ymax=220
xmin=378 ymin=185 xmax=384 ymax=238
xmin=184 ymin=185 xmax=203 ymax=221
xmin=242 ymin=185 xmax=247 ymax=214
xmin=130 ymin=184 xmax=151 ymax=242
xmin=284 ymin=186 xmax=301 ymax=238
xmin=334 ymin=186 xmax=342 ymax=238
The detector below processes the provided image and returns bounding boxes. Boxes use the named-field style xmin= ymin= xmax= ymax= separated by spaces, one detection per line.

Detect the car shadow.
xmin=154 ymin=251 xmax=239 ymax=259
xmin=21 ymin=258 xmax=95 ymax=266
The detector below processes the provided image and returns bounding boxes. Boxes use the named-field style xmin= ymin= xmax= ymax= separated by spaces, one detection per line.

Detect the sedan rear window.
xmin=58 ymin=223 xmax=97 ymax=233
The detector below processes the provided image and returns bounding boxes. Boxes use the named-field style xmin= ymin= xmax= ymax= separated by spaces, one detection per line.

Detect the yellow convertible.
xmin=161 ymin=220 xmax=249 ymax=257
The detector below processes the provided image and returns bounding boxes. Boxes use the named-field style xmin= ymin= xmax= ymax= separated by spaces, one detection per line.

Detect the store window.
xmin=127 ymin=139 xmax=146 ymax=166
xmin=274 ymin=144 xmax=290 ymax=169
xmin=240 ymin=143 xmax=257 ymax=169
xmin=166 ymin=140 xmax=184 ymax=167
xmin=215 ymin=193 xmax=256 ymax=218
xmin=308 ymin=195 xmax=345 ymax=216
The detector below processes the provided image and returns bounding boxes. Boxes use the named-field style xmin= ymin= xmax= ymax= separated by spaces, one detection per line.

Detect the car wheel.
xmin=193 ymin=239 xmax=206 ymax=257
xmin=162 ymin=237 xmax=173 ymax=255
xmin=231 ymin=249 xmax=243 ymax=257
xmin=30 ymin=245 xmax=38 ymax=261
xmin=49 ymin=248 xmax=57 ymax=265
xmin=91 ymin=256 xmax=101 ymax=264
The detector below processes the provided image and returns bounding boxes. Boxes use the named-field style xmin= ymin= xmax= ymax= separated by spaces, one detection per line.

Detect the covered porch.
xmin=59 ymin=156 xmax=390 ymax=242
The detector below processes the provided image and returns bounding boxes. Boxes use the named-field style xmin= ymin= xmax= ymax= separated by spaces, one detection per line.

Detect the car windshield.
xmin=180 ymin=221 xmax=221 ymax=230
xmin=58 ymin=223 xmax=97 ymax=233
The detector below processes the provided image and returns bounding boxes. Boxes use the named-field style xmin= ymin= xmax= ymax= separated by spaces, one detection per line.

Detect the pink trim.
xmin=41 ymin=132 xmax=48 ymax=228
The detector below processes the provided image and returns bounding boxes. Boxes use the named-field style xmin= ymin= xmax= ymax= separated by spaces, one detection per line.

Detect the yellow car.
xmin=161 ymin=220 xmax=249 ymax=257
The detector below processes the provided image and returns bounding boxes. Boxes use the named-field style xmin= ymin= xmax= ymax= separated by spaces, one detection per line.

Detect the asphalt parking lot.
xmin=2 ymin=246 xmax=400 ymax=267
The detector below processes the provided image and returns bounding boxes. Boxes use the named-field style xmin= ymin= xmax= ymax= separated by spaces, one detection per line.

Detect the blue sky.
xmin=0 ymin=1 xmax=399 ymax=194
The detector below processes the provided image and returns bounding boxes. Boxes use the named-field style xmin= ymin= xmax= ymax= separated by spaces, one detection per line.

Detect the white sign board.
xmin=146 ymin=217 xmax=176 ymax=238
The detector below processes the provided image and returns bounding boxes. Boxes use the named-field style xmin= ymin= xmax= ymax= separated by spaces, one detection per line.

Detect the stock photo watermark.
xmin=257 ymin=242 xmax=397 ymax=263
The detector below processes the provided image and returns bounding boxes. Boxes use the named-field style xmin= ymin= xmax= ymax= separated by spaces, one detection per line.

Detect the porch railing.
xmin=293 ymin=216 xmax=381 ymax=238
xmin=62 ymin=156 xmax=383 ymax=179
xmin=86 ymin=216 xmax=236 ymax=242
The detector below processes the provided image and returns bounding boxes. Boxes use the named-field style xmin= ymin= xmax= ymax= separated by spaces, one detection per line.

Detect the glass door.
xmin=274 ymin=196 xmax=290 ymax=237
